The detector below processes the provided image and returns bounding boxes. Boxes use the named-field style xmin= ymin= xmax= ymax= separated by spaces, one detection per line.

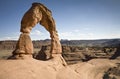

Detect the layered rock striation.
xmin=9 ymin=2 xmax=62 ymax=59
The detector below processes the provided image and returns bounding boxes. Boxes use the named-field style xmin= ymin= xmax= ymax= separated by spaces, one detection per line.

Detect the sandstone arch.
xmin=10 ymin=3 xmax=62 ymax=59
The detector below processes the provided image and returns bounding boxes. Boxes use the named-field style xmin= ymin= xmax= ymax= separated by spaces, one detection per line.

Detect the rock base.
xmin=8 ymin=54 xmax=33 ymax=59
xmin=9 ymin=33 xmax=33 ymax=59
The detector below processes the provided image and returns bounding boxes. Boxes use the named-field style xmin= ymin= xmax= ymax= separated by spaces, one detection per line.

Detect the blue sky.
xmin=0 ymin=0 xmax=120 ymax=40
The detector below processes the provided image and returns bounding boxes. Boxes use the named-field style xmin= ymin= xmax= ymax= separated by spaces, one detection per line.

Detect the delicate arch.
xmin=21 ymin=3 xmax=62 ymax=54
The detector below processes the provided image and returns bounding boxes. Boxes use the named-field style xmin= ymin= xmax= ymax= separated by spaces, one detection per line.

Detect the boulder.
xmin=36 ymin=45 xmax=51 ymax=60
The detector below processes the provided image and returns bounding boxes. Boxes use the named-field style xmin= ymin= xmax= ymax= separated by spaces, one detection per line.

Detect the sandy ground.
xmin=0 ymin=58 xmax=119 ymax=79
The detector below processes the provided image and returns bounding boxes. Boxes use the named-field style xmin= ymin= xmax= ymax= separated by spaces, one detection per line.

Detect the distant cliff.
xmin=61 ymin=39 xmax=120 ymax=47
xmin=0 ymin=39 xmax=120 ymax=64
xmin=0 ymin=39 xmax=51 ymax=50
xmin=0 ymin=39 xmax=120 ymax=50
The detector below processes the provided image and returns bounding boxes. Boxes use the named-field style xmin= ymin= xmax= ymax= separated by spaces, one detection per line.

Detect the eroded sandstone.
xmin=10 ymin=2 xmax=62 ymax=59
xmin=9 ymin=33 xmax=33 ymax=59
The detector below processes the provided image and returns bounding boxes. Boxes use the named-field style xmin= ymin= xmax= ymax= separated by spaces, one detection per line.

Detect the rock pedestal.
xmin=10 ymin=33 xmax=33 ymax=59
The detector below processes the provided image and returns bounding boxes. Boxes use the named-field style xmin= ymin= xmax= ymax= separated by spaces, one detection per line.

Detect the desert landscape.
xmin=0 ymin=0 xmax=120 ymax=79
xmin=0 ymin=39 xmax=120 ymax=79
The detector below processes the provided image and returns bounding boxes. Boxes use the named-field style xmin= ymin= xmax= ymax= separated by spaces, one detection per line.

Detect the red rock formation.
xmin=10 ymin=2 xmax=62 ymax=59
xmin=36 ymin=45 xmax=51 ymax=60
xmin=9 ymin=33 xmax=33 ymax=59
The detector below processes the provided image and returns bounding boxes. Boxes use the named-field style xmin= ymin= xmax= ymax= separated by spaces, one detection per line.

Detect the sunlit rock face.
xmin=9 ymin=33 xmax=33 ymax=59
xmin=10 ymin=2 xmax=62 ymax=59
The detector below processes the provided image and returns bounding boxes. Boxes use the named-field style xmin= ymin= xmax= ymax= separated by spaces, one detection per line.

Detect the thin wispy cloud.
xmin=83 ymin=28 xmax=90 ymax=30
xmin=73 ymin=30 xmax=80 ymax=32
xmin=59 ymin=32 xmax=73 ymax=37
xmin=30 ymin=29 xmax=50 ymax=40
xmin=31 ymin=30 xmax=42 ymax=35
xmin=59 ymin=29 xmax=95 ymax=40
xmin=0 ymin=36 xmax=19 ymax=40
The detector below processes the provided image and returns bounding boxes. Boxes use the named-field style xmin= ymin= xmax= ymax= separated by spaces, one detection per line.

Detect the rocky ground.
xmin=0 ymin=58 xmax=119 ymax=79
xmin=0 ymin=56 xmax=81 ymax=79
xmin=0 ymin=40 xmax=120 ymax=79
xmin=70 ymin=59 xmax=120 ymax=79
xmin=103 ymin=60 xmax=120 ymax=79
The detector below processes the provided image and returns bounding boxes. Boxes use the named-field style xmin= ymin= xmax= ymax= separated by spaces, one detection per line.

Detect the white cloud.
xmin=0 ymin=32 xmax=20 ymax=40
xmin=73 ymin=29 xmax=80 ymax=32
xmin=59 ymin=32 xmax=73 ymax=37
xmin=30 ymin=30 xmax=50 ymax=40
xmin=58 ymin=29 xmax=95 ymax=40
xmin=31 ymin=30 xmax=42 ymax=35
xmin=87 ymin=33 xmax=94 ymax=36
xmin=0 ymin=36 xmax=19 ymax=40
xmin=83 ymin=28 xmax=90 ymax=30
xmin=108 ymin=33 xmax=120 ymax=39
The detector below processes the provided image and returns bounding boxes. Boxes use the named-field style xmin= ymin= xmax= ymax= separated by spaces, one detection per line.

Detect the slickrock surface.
xmin=0 ymin=58 xmax=119 ymax=79
xmin=69 ymin=59 xmax=119 ymax=79
xmin=0 ymin=57 xmax=80 ymax=79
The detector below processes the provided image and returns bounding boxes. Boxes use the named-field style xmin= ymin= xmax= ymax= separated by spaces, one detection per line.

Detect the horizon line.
xmin=0 ymin=38 xmax=120 ymax=41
